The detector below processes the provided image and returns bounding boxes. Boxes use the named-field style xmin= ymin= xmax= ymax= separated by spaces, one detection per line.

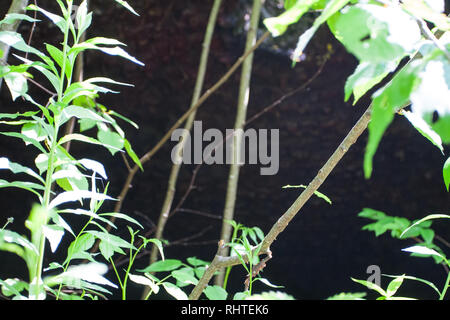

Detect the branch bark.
xmin=188 ymin=104 xmax=373 ymax=300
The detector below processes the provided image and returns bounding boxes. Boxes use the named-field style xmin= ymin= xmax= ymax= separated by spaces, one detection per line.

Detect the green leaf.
xmin=410 ymin=58 xmax=450 ymax=117
xmin=27 ymin=4 xmax=66 ymax=33
xmin=3 ymin=71 xmax=28 ymax=101
xmin=58 ymin=133 xmax=123 ymax=154
xmin=0 ymin=179 xmax=44 ymax=201
xmin=282 ymin=184 xmax=332 ymax=204
xmin=247 ymin=291 xmax=295 ymax=300
xmin=49 ymin=190 xmax=114 ymax=209
xmin=128 ymin=274 xmax=159 ymax=294
xmin=0 ymin=278 xmax=28 ymax=298
xmin=0 ymin=13 xmax=40 ymax=25
xmin=358 ymin=208 xmax=386 ymax=220
xmin=113 ymin=0 xmax=140 ymax=16
xmin=401 ymin=214 xmax=450 ymax=238
xmin=124 ymin=139 xmax=143 ymax=171
xmin=291 ymin=0 xmax=350 ymax=64
xmin=86 ymin=230 xmax=134 ymax=260
xmin=75 ymin=0 xmax=92 ymax=38
xmin=256 ymin=277 xmax=284 ymax=289
xmin=138 ymin=259 xmax=183 ymax=273
xmin=58 ymin=262 xmax=117 ymax=288
xmin=329 ymin=4 xmax=421 ymax=62
xmin=70 ymin=41 xmax=144 ymax=66
xmin=98 ymin=212 xmax=143 ymax=229
xmin=97 ymin=128 xmax=125 ymax=156
xmin=171 ymin=269 xmax=198 ymax=286
xmin=420 ymin=228 xmax=435 ymax=244
xmin=162 ymin=282 xmax=188 ymax=300
xmin=0 ymin=229 xmax=38 ymax=257
xmin=351 ymin=277 xmax=387 ymax=297
xmin=263 ymin=0 xmax=317 ymax=37
xmin=204 ymin=285 xmax=227 ymax=300
xmin=42 ymin=224 xmax=64 ymax=253
xmin=46 ymin=44 xmax=72 ymax=81
xmin=0 ymin=157 xmax=44 ymax=183
xmin=401 ymin=110 xmax=444 ymax=153
xmin=327 ymin=292 xmax=366 ymax=300
xmin=66 ymin=233 xmax=95 ymax=262
xmin=144 ymin=238 xmax=164 ymax=261
xmin=186 ymin=257 xmax=209 ymax=267
xmin=402 ymin=245 xmax=443 ymax=258
xmin=344 ymin=60 xmax=399 ymax=104
xmin=386 ymin=274 xmax=404 ymax=297
xmin=60 ymin=105 xmax=109 ymax=126
xmin=382 ymin=273 xmax=441 ymax=297
xmin=364 ymin=62 xmax=421 ymax=178
xmin=430 ymin=114 xmax=450 ymax=144
xmin=444 ymin=157 xmax=450 ymax=191
xmin=0 ymin=31 xmax=43 ymax=56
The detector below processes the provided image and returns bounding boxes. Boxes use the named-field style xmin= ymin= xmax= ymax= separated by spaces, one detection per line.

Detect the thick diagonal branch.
xmin=188 ymin=105 xmax=372 ymax=300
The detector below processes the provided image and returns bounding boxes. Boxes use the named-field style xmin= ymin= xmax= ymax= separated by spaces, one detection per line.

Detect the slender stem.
xmin=143 ymin=0 xmax=223 ymax=300
xmin=109 ymin=31 xmax=270 ymax=219
xmin=215 ymin=0 xmax=263 ymax=287
xmin=34 ymin=1 xmax=72 ymax=299
xmin=439 ymin=258 xmax=450 ymax=300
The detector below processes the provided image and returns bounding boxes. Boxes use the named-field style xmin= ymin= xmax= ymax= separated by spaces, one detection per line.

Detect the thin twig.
xmin=216 ymin=0 xmax=263 ymax=287
xmin=106 ymin=31 xmax=270 ymax=225
xmin=166 ymin=57 xmax=328 ymax=227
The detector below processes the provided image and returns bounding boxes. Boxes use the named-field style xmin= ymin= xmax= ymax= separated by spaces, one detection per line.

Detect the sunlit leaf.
xmin=386 ymin=274 xmax=404 ymax=297
xmin=364 ymin=62 xmax=421 ymax=178
xmin=444 ymin=157 xmax=450 ymax=191
xmin=402 ymin=245 xmax=443 ymax=257
xmin=282 ymin=184 xmax=332 ymax=204
xmin=42 ymin=224 xmax=64 ymax=253
xmin=344 ymin=60 xmax=399 ymax=104
xmin=162 ymin=282 xmax=188 ymax=300
xmin=329 ymin=4 xmax=421 ymax=62
xmin=204 ymin=285 xmax=227 ymax=300
xmin=138 ymin=259 xmax=183 ymax=273
xmin=49 ymin=190 xmax=114 ymax=209
xmin=263 ymin=0 xmax=317 ymax=37
xmin=129 ymin=274 xmax=159 ymax=294
xmin=401 ymin=110 xmax=444 ymax=153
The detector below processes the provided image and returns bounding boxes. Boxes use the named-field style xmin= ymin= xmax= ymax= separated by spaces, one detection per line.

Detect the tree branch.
xmin=188 ymin=104 xmax=373 ymax=300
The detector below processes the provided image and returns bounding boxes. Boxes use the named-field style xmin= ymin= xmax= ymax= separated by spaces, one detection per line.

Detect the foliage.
xmin=264 ymin=0 xmax=450 ymax=183
xmin=354 ymin=210 xmax=450 ymax=299
xmin=0 ymin=0 xmax=150 ymax=300
xmin=264 ymin=0 xmax=449 ymax=300
xmin=1 ymin=0 xmax=449 ymax=301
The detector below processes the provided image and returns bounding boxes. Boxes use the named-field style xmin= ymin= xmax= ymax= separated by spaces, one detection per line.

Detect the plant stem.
xmin=215 ymin=0 xmax=263 ymax=287
xmin=439 ymin=258 xmax=450 ymax=300
xmin=34 ymin=1 xmax=72 ymax=299
xmin=142 ymin=0 xmax=223 ymax=300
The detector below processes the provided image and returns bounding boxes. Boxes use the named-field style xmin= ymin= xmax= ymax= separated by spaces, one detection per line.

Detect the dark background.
xmin=0 ymin=0 xmax=448 ymax=300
